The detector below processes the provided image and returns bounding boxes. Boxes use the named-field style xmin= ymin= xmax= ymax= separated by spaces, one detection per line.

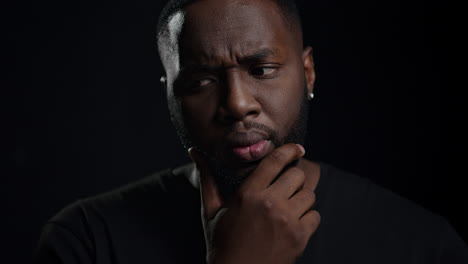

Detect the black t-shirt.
xmin=34 ymin=162 xmax=468 ymax=263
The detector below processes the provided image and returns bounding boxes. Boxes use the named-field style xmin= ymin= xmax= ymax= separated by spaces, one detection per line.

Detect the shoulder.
xmin=319 ymin=162 xmax=444 ymax=227
xmin=50 ymin=166 xmax=177 ymax=220
xmin=51 ymin=163 xmax=198 ymax=227
xmin=314 ymin=163 xmax=468 ymax=263
xmin=35 ymin=164 xmax=202 ymax=263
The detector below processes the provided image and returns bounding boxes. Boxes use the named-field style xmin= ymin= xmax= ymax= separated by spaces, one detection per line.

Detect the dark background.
xmin=6 ymin=0 xmax=463 ymax=263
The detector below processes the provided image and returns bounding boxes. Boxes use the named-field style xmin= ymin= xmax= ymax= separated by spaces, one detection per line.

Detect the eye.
xmin=249 ymin=66 xmax=279 ymax=77
xmin=190 ymin=78 xmax=215 ymax=89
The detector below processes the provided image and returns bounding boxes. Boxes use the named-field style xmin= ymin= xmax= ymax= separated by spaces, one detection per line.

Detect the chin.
xmin=231 ymin=163 xmax=258 ymax=178
xmin=208 ymin=159 xmax=260 ymax=201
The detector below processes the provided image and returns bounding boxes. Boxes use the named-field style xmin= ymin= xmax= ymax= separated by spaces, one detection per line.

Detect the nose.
xmin=217 ymin=72 xmax=261 ymax=123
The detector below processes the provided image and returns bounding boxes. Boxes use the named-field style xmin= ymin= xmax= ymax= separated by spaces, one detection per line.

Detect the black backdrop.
xmin=6 ymin=0 xmax=464 ymax=263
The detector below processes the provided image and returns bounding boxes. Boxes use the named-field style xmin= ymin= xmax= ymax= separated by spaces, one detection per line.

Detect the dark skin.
xmin=160 ymin=0 xmax=321 ymax=263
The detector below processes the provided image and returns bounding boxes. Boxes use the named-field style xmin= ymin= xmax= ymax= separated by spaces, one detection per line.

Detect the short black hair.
xmin=156 ymin=0 xmax=302 ymax=57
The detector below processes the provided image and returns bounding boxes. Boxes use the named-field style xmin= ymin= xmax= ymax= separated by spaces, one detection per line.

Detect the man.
xmin=34 ymin=0 xmax=468 ymax=263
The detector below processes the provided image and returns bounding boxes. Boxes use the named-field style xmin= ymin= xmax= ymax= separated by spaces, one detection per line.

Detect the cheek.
xmin=180 ymin=95 xmax=219 ymax=148
xmin=259 ymin=71 xmax=305 ymax=135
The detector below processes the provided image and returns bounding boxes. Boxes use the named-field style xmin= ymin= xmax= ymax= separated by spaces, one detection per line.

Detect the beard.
xmin=169 ymin=84 xmax=310 ymax=202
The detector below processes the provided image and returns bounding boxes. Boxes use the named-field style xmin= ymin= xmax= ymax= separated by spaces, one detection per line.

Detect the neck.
xmin=187 ymin=158 xmax=321 ymax=194
xmin=296 ymin=158 xmax=321 ymax=192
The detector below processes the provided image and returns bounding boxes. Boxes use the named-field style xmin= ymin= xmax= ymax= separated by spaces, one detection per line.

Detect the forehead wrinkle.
xmin=178 ymin=0 xmax=294 ymax=69
xmin=189 ymin=30 xmax=283 ymax=67
xmin=188 ymin=0 xmax=273 ymax=36
xmin=210 ymin=8 xmax=245 ymax=31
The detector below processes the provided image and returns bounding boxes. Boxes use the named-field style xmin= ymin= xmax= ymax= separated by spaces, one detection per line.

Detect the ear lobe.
xmin=160 ymin=76 xmax=168 ymax=90
xmin=302 ymin=46 xmax=316 ymax=95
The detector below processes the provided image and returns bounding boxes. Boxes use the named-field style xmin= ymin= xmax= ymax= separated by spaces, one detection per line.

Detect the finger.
xmin=289 ymin=188 xmax=316 ymax=218
xmin=242 ymin=143 xmax=305 ymax=191
xmin=188 ymin=148 xmax=223 ymax=221
xmin=299 ymin=210 xmax=321 ymax=239
xmin=267 ymin=167 xmax=305 ymax=200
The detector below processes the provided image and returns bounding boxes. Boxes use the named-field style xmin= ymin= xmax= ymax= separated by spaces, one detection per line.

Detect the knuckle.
xmin=302 ymin=192 xmax=314 ymax=205
xmin=307 ymin=210 xmax=321 ymax=228
xmin=301 ymin=187 xmax=315 ymax=201
xmin=310 ymin=191 xmax=316 ymax=203
xmin=260 ymin=197 xmax=274 ymax=211
xmin=300 ymin=211 xmax=321 ymax=233
xmin=289 ymin=229 xmax=306 ymax=248
xmin=313 ymin=210 xmax=321 ymax=225
xmin=296 ymin=170 xmax=306 ymax=183
xmin=289 ymin=167 xmax=305 ymax=178
xmin=275 ymin=213 xmax=289 ymax=226
xmin=306 ymin=188 xmax=315 ymax=198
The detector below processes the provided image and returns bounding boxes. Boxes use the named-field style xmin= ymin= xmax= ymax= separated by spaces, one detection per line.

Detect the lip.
xmin=225 ymin=131 xmax=267 ymax=147
xmin=230 ymin=139 xmax=272 ymax=162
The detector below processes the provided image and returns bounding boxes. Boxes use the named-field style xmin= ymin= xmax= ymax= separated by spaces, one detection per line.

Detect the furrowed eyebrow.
xmin=179 ymin=64 xmax=219 ymax=76
xmin=179 ymin=48 xmax=279 ymax=75
xmin=238 ymin=48 xmax=279 ymax=63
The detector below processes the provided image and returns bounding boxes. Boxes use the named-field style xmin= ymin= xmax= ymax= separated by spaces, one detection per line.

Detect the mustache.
xmin=225 ymin=121 xmax=279 ymax=138
xmin=220 ymin=121 xmax=282 ymax=150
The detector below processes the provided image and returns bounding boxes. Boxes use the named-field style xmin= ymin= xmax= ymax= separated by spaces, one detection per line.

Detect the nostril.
xmin=216 ymin=101 xmax=261 ymax=124
xmin=246 ymin=109 xmax=260 ymax=117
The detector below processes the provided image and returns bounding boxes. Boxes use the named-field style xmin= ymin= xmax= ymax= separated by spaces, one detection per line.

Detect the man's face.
xmin=160 ymin=0 xmax=315 ymax=199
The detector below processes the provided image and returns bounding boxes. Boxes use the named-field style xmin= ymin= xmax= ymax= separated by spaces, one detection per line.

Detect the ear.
xmin=302 ymin=46 xmax=316 ymax=96
xmin=160 ymin=75 xmax=168 ymax=90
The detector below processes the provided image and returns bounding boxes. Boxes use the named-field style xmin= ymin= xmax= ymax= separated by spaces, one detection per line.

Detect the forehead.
xmin=165 ymin=0 xmax=298 ymax=70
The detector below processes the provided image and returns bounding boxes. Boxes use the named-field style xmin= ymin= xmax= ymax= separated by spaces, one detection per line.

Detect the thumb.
xmin=188 ymin=148 xmax=223 ymax=221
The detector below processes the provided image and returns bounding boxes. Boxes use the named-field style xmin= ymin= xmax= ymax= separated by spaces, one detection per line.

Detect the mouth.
xmin=230 ymin=139 xmax=272 ymax=162
xmin=222 ymin=130 xmax=275 ymax=163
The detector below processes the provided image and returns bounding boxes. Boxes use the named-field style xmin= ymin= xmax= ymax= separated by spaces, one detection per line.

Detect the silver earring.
xmin=160 ymin=76 xmax=166 ymax=83
xmin=309 ymin=92 xmax=314 ymax=100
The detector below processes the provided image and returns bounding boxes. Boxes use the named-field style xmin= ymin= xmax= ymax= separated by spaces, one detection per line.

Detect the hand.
xmin=189 ymin=144 xmax=320 ymax=264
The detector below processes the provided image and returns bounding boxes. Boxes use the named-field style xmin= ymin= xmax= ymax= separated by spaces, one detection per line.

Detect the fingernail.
xmin=296 ymin=144 xmax=305 ymax=154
